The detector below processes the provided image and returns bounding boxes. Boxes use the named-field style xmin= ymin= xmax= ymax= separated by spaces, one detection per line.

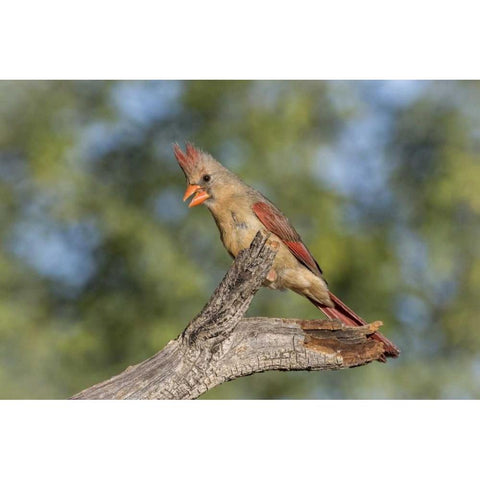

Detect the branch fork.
xmin=72 ymin=232 xmax=389 ymax=400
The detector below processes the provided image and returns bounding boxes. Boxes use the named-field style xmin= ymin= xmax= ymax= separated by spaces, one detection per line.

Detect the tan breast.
xmin=212 ymin=207 xmax=263 ymax=258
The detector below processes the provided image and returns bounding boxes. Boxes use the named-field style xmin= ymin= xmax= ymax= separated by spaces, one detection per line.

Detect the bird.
xmin=173 ymin=142 xmax=400 ymax=359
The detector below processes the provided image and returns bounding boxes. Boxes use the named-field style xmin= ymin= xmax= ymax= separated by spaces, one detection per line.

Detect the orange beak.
xmin=183 ymin=184 xmax=211 ymax=207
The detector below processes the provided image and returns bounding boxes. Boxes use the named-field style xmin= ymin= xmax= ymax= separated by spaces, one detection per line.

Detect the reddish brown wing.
xmin=252 ymin=201 xmax=323 ymax=277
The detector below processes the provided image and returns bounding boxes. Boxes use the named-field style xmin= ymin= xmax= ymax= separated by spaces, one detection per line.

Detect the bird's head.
xmin=173 ymin=142 xmax=238 ymax=208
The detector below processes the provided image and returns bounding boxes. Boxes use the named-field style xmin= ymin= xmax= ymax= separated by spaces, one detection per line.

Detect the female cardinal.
xmin=174 ymin=142 xmax=400 ymax=358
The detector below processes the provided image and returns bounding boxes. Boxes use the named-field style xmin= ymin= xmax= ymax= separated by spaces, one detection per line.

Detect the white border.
xmin=1 ymin=401 xmax=478 ymax=479
xmin=2 ymin=1 xmax=479 ymax=78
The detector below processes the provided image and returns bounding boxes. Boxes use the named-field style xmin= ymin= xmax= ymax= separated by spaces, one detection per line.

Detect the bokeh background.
xmin=0 ymin=80 xmax=479 ymax=399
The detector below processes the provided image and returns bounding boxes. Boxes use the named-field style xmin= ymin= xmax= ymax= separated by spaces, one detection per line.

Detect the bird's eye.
xmin=203 ymin=174 xmax=211 ymax=182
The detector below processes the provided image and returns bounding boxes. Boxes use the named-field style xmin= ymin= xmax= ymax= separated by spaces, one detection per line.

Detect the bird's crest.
xmin=173 ymin=142 xmax=202 ymax=178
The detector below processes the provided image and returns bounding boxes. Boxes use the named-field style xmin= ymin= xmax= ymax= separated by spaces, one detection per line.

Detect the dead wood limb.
xmin=71 ymin=232 xmax=388 ymax=400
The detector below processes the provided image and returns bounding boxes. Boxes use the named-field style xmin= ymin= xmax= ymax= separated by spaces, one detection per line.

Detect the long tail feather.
xmin=309 ymin=292 xmax=400 ymax=360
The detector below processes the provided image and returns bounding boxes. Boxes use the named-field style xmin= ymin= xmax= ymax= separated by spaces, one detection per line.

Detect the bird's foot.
xmin=265 ymin=268 xmax=278 ymax=283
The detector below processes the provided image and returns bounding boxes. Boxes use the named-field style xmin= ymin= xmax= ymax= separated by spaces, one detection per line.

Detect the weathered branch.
xmin=72 ymin=232 xmax=388 ymax=400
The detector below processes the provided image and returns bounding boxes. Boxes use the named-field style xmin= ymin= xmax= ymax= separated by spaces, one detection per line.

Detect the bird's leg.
xmin=262 ymin=238 xmax=280 ymax=285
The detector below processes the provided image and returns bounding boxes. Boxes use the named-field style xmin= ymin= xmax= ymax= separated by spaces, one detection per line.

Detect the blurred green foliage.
xmin=0 ymin=80 xmax=479 ymax=399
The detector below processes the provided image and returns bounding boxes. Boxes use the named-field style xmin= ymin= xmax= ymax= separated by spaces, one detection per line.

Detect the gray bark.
xmin=71 ymin=232 xmax=387 ymax=400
